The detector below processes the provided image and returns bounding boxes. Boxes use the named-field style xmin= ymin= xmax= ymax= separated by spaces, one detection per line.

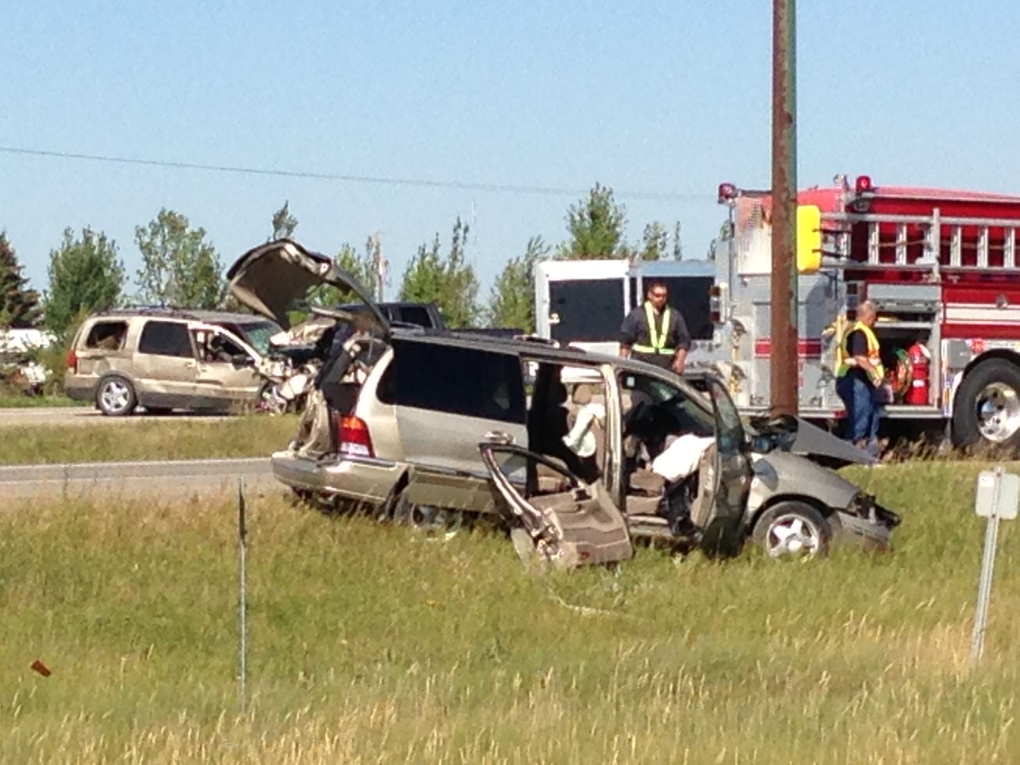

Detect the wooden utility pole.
xmin=770 ymin=0 xmax=799 ymax=417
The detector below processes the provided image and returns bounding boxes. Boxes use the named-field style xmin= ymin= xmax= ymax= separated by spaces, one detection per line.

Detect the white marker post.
xmin=971 ymin=467 xmax=1019 ymax=665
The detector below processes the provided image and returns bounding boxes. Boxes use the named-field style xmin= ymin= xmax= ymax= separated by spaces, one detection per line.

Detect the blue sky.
xmin=3 ymin=1 xmax=1017 ymax=306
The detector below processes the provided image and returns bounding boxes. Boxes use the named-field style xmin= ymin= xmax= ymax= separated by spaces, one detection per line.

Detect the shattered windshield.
xmin=236 ymin=321 xmax=282 ymax=356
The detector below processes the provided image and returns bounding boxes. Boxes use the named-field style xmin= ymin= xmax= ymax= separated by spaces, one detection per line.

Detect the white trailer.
xmin=534 ymin=258 xmax=716 ymax=359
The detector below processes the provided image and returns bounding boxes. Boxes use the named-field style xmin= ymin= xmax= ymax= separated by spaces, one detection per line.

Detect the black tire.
xmin=96 ymin=376 xmax=137 ymax=417
xmin=951 ymin=359 xmax=1020 ymax=449
xmin=751 ymin=501 xmax=832 ymax=560
xmin=392 ymin=495 xmax=462 ymax=533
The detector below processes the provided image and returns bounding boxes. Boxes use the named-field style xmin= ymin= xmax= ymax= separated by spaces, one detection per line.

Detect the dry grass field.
xmin=2 ymin=460 xmax=1020 ymax=762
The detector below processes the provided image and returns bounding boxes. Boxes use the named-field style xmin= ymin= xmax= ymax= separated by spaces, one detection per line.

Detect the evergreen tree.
xmin=0 ymin=232 xmax=42 ymax=328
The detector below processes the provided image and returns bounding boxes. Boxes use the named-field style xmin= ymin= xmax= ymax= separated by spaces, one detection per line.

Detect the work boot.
xmin=670 ymin=513 xmax=702 ymax=544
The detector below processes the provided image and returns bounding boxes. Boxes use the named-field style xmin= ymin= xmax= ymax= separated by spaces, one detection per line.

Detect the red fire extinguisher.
xmin=905 ymin=342 xmax=931 ymax=405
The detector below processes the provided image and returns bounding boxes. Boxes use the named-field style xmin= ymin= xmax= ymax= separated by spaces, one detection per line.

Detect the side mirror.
xmin=232 ymin=354 xmax=255 ymax=368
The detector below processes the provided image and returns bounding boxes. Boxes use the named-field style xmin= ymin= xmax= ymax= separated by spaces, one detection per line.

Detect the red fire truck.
xmin=709 ymin=174 xmax=1020 ymax=449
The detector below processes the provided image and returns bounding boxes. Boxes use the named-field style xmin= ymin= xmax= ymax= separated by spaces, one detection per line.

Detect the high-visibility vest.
xmin=632 ymin=302 xmax=674 ymax=355
xmin=835 ymin=321 xmax=885 ymax=386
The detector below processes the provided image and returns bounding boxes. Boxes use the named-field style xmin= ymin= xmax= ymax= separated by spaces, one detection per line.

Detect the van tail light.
xmin=66 ymin=349 xmax=78 ymax=374
xmin=338 ymin=415 xmax=375 ymax=458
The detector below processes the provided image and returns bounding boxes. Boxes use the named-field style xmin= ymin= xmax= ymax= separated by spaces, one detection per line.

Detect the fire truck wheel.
xmin=952 ymin=359 xmax=1020 ymax=448
xmin=752 ymin=501 xmax=832 ymax=560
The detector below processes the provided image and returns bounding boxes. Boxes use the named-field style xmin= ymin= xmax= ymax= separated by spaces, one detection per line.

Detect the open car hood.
xmin=788 ymin=418 xmax=876 ymax=466
xmin=226 ymin=238 xmax=388 ymax=334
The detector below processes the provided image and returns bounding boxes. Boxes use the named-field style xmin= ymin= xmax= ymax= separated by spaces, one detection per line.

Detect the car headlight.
xmin=848 ymin=491 xmax=875 ymax=518
xmin=849 ymin=491 xmax=901 ymax=528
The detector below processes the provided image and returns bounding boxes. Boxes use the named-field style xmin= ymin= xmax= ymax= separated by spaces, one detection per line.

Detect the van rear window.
xmin=84 ymin=321 xmax=128 ymax=351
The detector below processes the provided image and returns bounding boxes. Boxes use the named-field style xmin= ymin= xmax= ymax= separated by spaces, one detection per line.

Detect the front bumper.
xmin=833 ymin=494 xmax=901 ymax=552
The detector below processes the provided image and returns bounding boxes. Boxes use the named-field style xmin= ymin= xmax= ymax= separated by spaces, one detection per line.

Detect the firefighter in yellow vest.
xmin=619 ymin=280 xmax=692 ymax=374
xmin=835 ymin=300 xmax=886 ymax=458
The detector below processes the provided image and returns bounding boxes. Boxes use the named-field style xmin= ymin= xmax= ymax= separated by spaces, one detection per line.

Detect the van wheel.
xmin=97 ymin=376 xmax=137 ymax=417
xmin=392 ymin=496 xmax=462 ymax=534
xmin=752 ymin=501 xmax=831 ymax=560
xmin=952 ymin=359 xmax=1020 ymax=449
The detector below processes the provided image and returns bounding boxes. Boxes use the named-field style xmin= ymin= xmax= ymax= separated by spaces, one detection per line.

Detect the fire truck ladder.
xmin=823 ymin=209 xmax=1020 ymax=274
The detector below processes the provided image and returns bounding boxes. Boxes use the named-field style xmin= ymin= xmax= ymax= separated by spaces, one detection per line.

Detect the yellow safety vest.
xmin=632 ymin=302 xmax=674 ymax=355
xmin=835 ymin=321 xmax=884 ymax=386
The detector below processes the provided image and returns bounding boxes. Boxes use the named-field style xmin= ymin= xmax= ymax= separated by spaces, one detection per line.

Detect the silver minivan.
xmin=226 ymin=239 xmax=901 ymax=565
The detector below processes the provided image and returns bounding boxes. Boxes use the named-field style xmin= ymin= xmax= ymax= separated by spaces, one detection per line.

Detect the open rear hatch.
xmin=226 ymin=238 xmax=389 ymax=335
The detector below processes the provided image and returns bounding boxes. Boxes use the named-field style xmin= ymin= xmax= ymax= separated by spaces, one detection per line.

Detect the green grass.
xmin=0 ymin=415 xmax=299 ymax=464
xmin=0 ymin=392 xmax=84 ymax=408
xmin=3 ymin=462 xmax=1020 ymax=762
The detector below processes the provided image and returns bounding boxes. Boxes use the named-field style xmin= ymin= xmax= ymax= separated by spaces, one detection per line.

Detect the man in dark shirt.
xmin=835 ymin=300 xmax=886 ymax=457
xmin=619 ymin=280 xmax=692 ymax=374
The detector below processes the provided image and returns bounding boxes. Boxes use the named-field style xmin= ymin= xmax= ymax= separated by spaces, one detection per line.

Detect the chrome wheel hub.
xmin=976 ymin=383 xmax=1020 ymax=443
xmin=766 ymin=515 xmax=822 ymax=559
xmin=100 ymin=380 xmax=130 ymax=413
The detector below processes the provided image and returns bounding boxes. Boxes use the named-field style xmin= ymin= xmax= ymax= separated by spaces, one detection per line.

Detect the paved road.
xmin=0 ymin=457 xmax=281 ymax=500
xmin=0 ymin=407 xmax=234 ymax=428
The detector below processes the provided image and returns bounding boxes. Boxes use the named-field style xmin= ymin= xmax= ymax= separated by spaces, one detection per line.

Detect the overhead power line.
xmin=0 ymin=145 xmax=713 ymax=203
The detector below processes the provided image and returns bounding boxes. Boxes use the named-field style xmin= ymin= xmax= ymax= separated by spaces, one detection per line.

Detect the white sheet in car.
xmin=651 ymin=435 xmax=715 ymax=483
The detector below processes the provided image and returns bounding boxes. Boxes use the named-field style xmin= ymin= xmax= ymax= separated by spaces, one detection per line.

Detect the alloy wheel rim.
xmin=766 ymin=514 xmax=822 ymax=559
xmin=100 ymin=380 xmax=130 ymax=413
xmin=976 ymin=382 xmax=1020 ymax=443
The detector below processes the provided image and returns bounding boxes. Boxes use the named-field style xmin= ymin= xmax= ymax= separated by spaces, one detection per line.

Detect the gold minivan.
xmin=64 ymin=308 xmax=281 ymax=416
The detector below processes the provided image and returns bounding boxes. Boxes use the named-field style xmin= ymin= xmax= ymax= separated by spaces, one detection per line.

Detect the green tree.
xmin=0 ymin=232 xmax=42 ymax=328
xmin=43 ymin=227 xmax=126 ymax=341
xmin=637 ymin=221 xmax=669 ymax=262
xmin=271 ymin=201 xmax=298 ymax=240
xmin=135 ymin=209 xmax=224 ymax=308
xmin=399 ymin=218 xmax=479 ymax=328
xmin=488 ymin=236 xmax=548 ymax=333
xmin=671 ymin=221 xmax=683 ymax=260
xmin=558 ymin=183 xmax=631 ymax=260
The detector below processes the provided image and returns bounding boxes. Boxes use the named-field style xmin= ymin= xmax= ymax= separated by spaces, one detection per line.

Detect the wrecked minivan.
xmin=227 ymin=239 xmax=901 ymax=566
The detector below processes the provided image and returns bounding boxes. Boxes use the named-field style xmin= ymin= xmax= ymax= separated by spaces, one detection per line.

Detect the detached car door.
xmin=380 ymin=337 xmax=529 ymax=511
xmin=691 ymin=377 xmax=754 ymax=555
xmin=479 ymin=443 xmax=634 ymax=570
